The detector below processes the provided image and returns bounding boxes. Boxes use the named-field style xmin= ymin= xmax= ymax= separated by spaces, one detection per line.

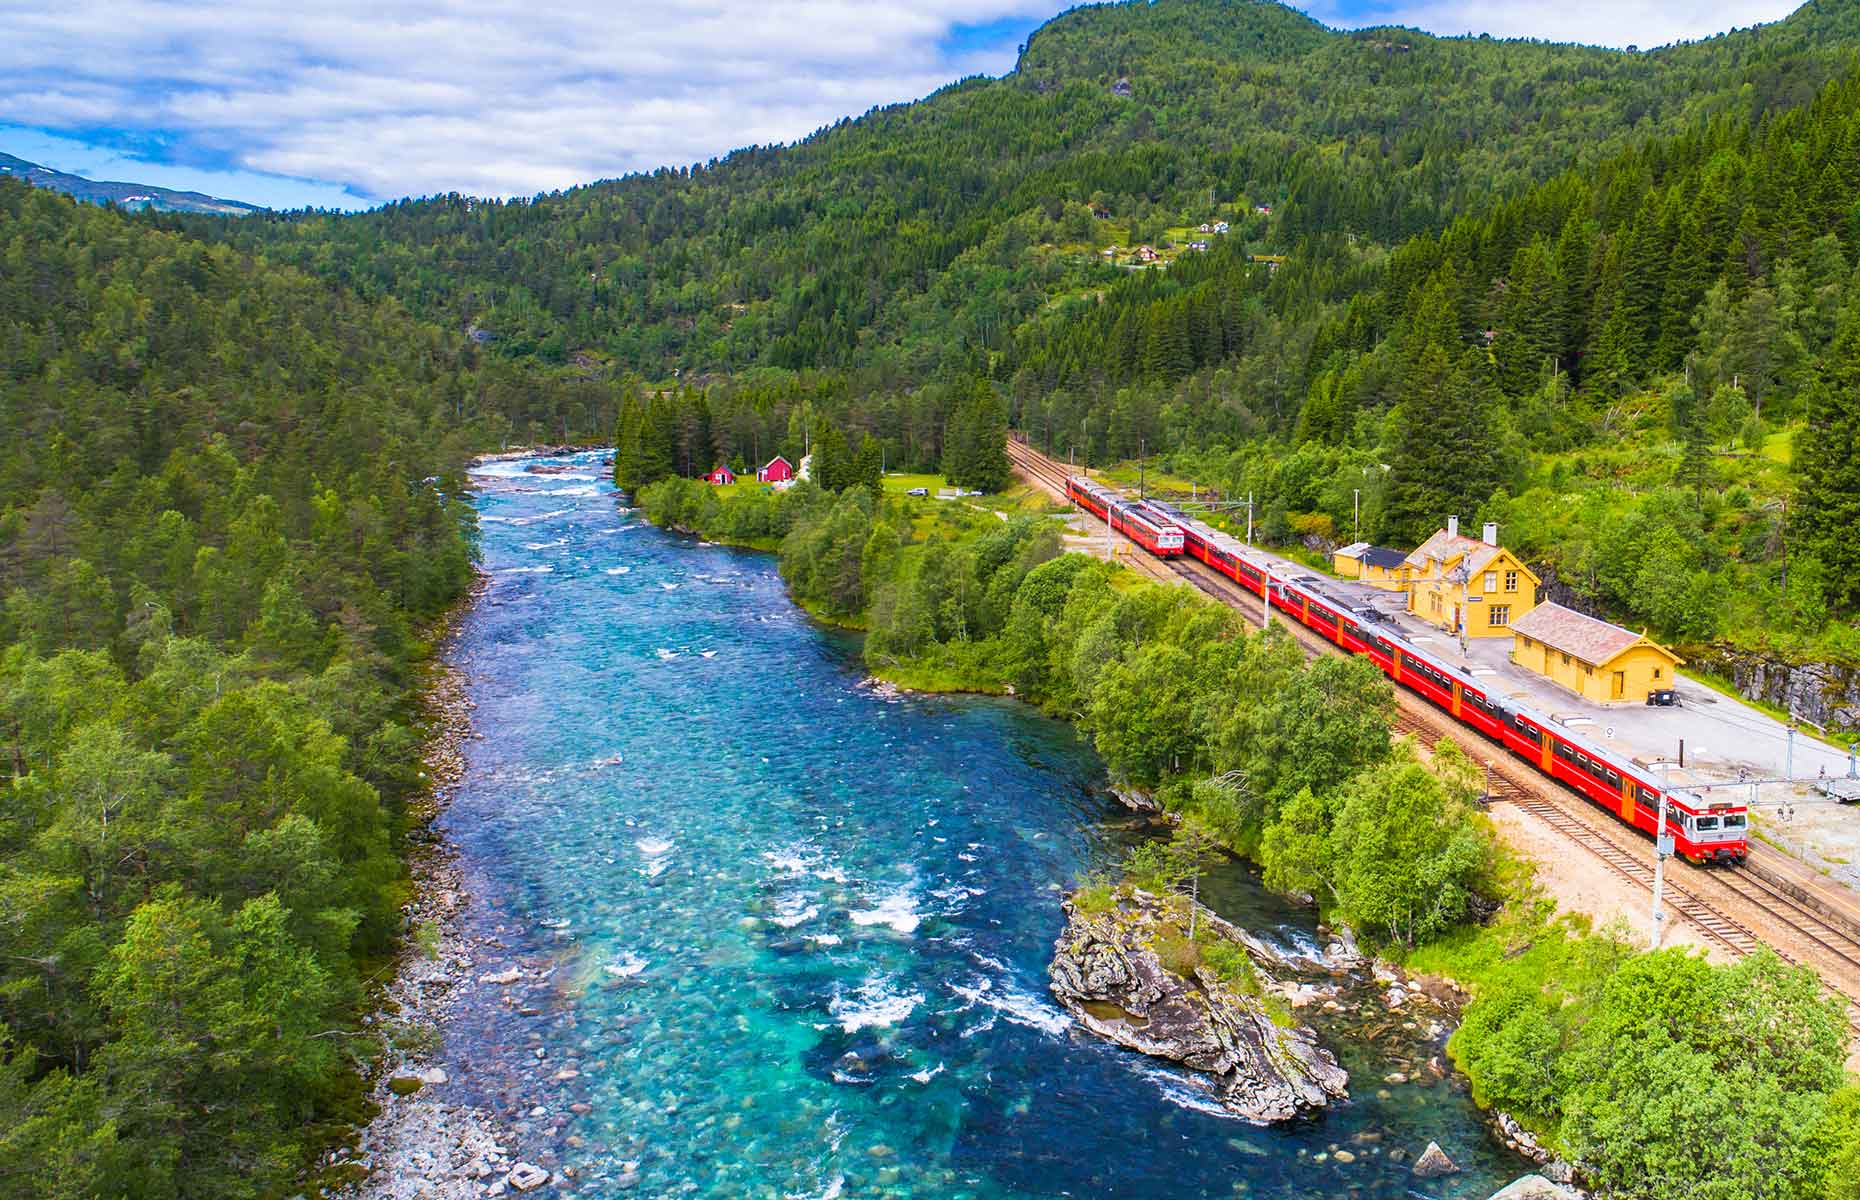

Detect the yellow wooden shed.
xmin=1508 ymin=602 xmax=1682 ymax=705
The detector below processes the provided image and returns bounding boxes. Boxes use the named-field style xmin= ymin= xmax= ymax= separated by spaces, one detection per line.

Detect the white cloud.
xmin=0 ymin=1 xmax=1809 ymax=204
xmin=1305 ymin=0 xmax=1800 ymax=50
xmin=0 ymin=0 xmax=1062 ymax=202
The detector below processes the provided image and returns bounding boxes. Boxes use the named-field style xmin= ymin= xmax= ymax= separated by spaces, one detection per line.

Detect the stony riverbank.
xmin=325 ymin=572 xmax=555 ymax=1200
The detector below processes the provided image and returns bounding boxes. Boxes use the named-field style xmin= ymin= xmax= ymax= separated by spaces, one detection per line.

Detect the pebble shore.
xmin=327 ymin=572 xmax=551 ymax=1200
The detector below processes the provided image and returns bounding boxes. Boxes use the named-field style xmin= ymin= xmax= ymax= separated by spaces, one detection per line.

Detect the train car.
xmin=1111 ymin=502 xmax=1185 ymax=556
xmin=1066 ymin=479 xmax=1184 ymax=556
xmin=1062 ymin=477 xmax=1747 ymax=864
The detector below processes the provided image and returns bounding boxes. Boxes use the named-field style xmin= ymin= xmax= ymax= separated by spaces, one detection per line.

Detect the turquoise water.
xmin=440 ymin=451 xmax=1523 ymax=1199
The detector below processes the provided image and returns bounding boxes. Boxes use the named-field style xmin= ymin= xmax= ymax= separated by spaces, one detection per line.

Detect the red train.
xmin=1066 ymin=476 xmax=1185 ymax=557
xmin=1109 ymin=495 xmax=1747 ymax=865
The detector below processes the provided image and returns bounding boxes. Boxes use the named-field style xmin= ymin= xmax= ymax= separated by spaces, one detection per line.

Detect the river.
xmin=438 ymin=449 xmax=1523 ymax=1198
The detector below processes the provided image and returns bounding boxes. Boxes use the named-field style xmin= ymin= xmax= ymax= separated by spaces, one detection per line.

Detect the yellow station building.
xmin=1404 ymin=519 xmax=1540 ymax=638
xmin=1332 ymin=542 xmax=1409 ymax=591
xmin=1508 ymin=602 xmax=1682 ymax=705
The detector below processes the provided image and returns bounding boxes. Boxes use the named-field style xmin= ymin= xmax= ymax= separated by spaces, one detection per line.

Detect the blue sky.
xmin=0 ymin=1 xmax=1799 ymax=211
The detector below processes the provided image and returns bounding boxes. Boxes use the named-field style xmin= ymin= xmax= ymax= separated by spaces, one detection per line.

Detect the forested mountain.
xmin=0 ymin=179 xmax=617 ymax=1197
xmin=152 ymin=0 xmax=1860 ymax=660
xmin=1008 ymin=60 xmax=1860 ymax=656
xmin=170 ymin=0 xmax=1860 ymax=378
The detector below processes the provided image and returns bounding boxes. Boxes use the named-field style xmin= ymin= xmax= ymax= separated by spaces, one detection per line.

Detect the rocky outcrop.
xmin=1686 ymin=644 xmax=1860 ymax=732
xmin=1048 ymin=889 xmax=1348 ymax=1122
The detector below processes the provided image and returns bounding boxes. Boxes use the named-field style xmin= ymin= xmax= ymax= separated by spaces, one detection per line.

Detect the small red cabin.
xmin=757 ymin=456 xmax=795 ymax=483
xmin=705 ymin=465 xmax=736 ymax=485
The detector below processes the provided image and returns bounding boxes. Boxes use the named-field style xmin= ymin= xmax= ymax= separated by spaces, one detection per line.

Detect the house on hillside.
xmin=1509 ymin=603 xmax=1682 ymax=705
xmin=756 ymin=455 xmax=795 ymax=484
xmin=705 ymin=465 xmax=736 ymax=485
xmin=1254 ymin=205 xmax=1272 ymax=216
xmin=1134 ymin=245 xmax=1159 ymax=263
xmin=1404 ymin=518 xmax=1541 ymax=639
xmin=1212 ymin=221 xmax=1230 ymax=234
xmin=1188 ymin=240 xmax=1210 ymax=252
xmin=1198 ymin=223 xmax=1213 ymax=233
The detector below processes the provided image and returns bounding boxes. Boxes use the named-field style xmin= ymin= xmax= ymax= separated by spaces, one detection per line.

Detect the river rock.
xmin=1047 ymin=888 xmax=1348 ymax=1122
xmin=507 ymin=1162 xmax=550 ymax=1191
xmin=1486 ymin=1175 xmax=1581 ymax=1200
xmin=1109 ymin=784 xmax=1161 ymax=814
xmin=1413 ymin=1141 xmax=1459 ymax=1179
xmin=481 ymin=967 xmax=524 ymax=985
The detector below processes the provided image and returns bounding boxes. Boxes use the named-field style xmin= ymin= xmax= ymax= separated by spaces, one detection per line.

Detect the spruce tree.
xmin=1795 ymin=313 xmax=1860 ymax=611
xmin=1382 ymin=348 xmax=1506 ymax=547
xmin=853 ymin=434 xmax=884 ymax=494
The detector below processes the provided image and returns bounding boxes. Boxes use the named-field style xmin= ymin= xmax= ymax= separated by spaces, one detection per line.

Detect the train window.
xmin=1606 ymin=770 xmax=1620 ymax=785
xmin=1696 ymin=816 xmax=1720 ymax=832
xmin=1723 ymin=815 xmax=1746 ymax=828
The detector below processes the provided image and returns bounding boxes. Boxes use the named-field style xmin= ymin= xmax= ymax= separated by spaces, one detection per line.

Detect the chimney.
xmin=1447 ymin=515 xmax=1459 ymax=539
xmin=1483 ymin=522 xmax=1499 ymax=546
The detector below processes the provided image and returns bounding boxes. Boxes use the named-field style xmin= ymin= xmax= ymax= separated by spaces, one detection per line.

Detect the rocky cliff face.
xmin=1686 ymin=644 xmax=1860 ymax=733
xmin=1047 ymin=889 xmax=1349 ymax=1122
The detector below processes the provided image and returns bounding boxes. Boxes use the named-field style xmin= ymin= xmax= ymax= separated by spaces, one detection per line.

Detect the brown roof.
xmin=1508 ymin=602 xmax=1676 ymax=667
xmin=1404 ymin=529 xmax=1508 ymax=579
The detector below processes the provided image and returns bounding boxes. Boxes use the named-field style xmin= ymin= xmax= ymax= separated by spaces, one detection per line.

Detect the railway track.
xmin=1008 ymin=437 xmax=1860 ymax=1027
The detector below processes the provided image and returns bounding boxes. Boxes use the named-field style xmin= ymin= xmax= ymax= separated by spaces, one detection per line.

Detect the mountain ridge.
xmin=0 ymin=151 xmax=259 ymax=216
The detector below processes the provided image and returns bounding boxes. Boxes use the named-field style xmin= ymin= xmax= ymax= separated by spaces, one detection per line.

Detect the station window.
xmin=1484 ymin=572 xmax=1497 ymax=593
xmin=1490 ymin=605 xmax=1510 ymax=627
xmin=1505 ymin=570 xmax=1518 ymax=592
xmin=1560 ymin=652 xmax=1571 ymax=666
xmin=1653 ymin=667 xmax=1662 ymax=680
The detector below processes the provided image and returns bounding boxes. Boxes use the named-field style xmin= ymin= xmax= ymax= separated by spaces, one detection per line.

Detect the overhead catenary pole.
xmin=1246 ymin=491 xmax=1255 ymax=545
xmin=1353 ymin=488 xmax=1361 ymax=543
xmin=1651 ymin=773 xmax=1673 ymax=949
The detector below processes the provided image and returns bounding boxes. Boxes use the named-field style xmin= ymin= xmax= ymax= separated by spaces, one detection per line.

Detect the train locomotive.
xmin=1066 ymin=475 xmax=1186 ymax=557
xmin=1065 ymin=481 xmax=1748 ymax=865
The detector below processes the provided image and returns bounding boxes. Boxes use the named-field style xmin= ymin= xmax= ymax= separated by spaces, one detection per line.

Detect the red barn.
xmin=705 ymin=465 xmax=736 ymax=485
xmin=757 ymin=456 xmax=795 ymax=483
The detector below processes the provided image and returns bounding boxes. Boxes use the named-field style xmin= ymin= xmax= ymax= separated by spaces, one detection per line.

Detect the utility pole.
xmin=1138 ymin=436 xmax=1146 ymax=500
xmin=1353 ymin=488 xmax=1361 ymax=543
xmin=1245 ymin=492 xmax=1255 ymax=545
xmin=1651 ymin=771 xmax=1673 ymax=950
xmin=1787 ymin=725 xmax=1795 ymax=783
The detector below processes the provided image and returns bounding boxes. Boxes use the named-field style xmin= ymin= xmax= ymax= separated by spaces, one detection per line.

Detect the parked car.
xmin=906 ymin=487 xmax=929 ymax=497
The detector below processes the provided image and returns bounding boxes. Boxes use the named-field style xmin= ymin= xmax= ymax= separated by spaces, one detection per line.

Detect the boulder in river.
xmin=1047 ymin=887 xmax=1348 ymax=1122
xmin=1486 ymin=1175 xmax=1582 ymax=1200
xmin=1413 ymin=1140 xmax=1460 ymax=1178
